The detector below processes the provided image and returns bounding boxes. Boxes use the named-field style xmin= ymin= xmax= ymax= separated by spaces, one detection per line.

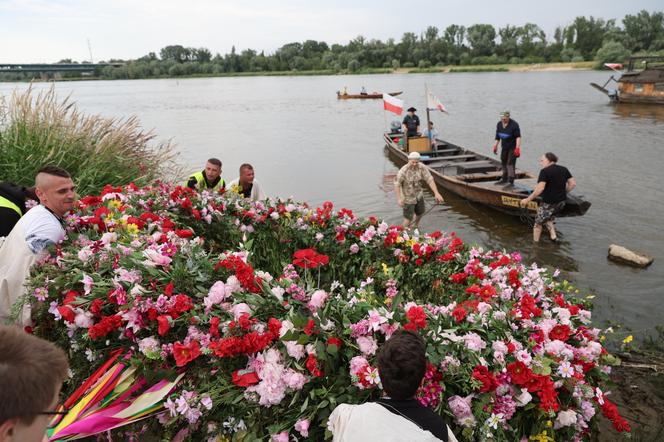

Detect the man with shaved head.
xmin=0 ymin=165 xmax=75 ymax=324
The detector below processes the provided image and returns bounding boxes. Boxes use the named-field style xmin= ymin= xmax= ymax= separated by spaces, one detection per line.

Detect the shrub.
xmin=0 ymin=86 xmax=178 ymax=195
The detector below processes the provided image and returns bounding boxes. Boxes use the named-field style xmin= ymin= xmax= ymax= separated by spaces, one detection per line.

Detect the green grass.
xmin=0 ymin=85 xmax=179 ymax=195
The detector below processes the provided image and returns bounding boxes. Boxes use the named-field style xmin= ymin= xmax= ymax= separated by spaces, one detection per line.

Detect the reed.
xmin=0 ymin=85 xmax=179 ymax=195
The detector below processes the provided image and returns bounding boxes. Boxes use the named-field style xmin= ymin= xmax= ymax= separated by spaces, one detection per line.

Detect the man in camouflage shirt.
xmin=395 ymin=152 xmax=444 ymax=229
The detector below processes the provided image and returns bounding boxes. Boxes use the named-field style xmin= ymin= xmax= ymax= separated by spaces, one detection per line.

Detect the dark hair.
xmin=429 ymin=121 xmax=434 ymax=126
xmin=544 ymin=152 xmax=558 ymax=163
xmin=37 ymin=165 xmax=71 ymax=179
xmin=377 ymin=330 xmax=426 ymax=400
xmin=24 ymin=186 xmax=38 ymax=201
xmin=207 ymin=158 xmax=222 ymax=168
xmin=239 ymin=163 xmax=254 ymax=173
xmin=0 ymin=325 xmax=69 ymax=425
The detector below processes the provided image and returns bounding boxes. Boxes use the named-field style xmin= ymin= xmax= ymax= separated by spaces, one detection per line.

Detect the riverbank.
xmin=0 ymin=61 xmax=596 ymax=83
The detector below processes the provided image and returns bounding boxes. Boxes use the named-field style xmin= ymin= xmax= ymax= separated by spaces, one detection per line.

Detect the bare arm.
xmin=394 ymin=178 xmax=403 ymax=206
xmin=427 ymin=178 xmax=444 ymax=203
xmin=566 ymin=177 xmax=576 ymax=193
xmin=520 ymin=181 xmax=546 ymax=206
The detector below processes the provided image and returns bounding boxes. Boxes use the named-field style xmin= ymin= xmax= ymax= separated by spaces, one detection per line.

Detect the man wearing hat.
xmin=394 ymin=152 xmax=444 ymax=229
xmin=402 ymin=107 xmax=421 ymax=138
xmin=491 ymin=111 xmax=522 ymax=187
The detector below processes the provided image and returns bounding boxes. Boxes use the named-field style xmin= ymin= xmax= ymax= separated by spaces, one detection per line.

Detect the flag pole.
xmin=425 ymin=84 xmax=431 ymax=146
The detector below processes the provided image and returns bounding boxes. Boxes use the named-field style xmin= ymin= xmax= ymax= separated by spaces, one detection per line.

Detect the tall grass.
xmin=0 ymin=85 xmax=179 ymax=195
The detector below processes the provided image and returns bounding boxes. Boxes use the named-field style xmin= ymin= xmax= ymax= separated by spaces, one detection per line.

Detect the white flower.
xmin=486 ymin=413 xmax=503 ymax=429
xmin=554 ymin=409 xmax=577 ymax=429
xmin=557 ymin=360 xmax=575 ymax=378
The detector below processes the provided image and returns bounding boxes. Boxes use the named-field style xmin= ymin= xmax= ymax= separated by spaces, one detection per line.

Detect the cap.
xmin=407 ymin=152 xmax=421 ymax=161
xmin=500 ymin=110 xmax=510 ymax=117
xmin=407 ymin=107 xmax=417 ymax=112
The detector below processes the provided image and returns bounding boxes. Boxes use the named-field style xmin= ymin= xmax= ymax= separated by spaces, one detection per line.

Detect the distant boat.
xmin=337 ymin=91 xmax=402 ymax=99
xmin=383 ymin=132 xmax=591 ymax=218
xmin=591 ymin=56 xmax=664 ymax=104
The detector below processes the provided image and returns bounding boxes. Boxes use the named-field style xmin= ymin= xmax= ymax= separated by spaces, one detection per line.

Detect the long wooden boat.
xmin=591 ymin=56 xmax=664 ymax=104
xmin=384 ymin=133 xmax=591 ymax=218
xmin=337 ymin=91 xmax=402 ymax=99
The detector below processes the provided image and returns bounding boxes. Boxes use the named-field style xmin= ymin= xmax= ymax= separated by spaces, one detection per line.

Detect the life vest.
xmin=187 ymin=171 xmax=225 ymax=192
xmin=0 ymin=195 xmax=22 ymax=217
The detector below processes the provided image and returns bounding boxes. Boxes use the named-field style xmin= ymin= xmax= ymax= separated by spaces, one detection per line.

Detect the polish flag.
xmin=427 ymin=91 xmax=447 ymax=113
xmin=604 ymin=63 xmax=623 ymax=71
xmin=383 ymin=93 xmax=404 ymax=115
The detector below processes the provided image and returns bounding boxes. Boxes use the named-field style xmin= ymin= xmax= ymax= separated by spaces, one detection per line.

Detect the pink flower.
xmin=448 ymin=395 xmax=475 ymax=427
xmin=283 ymin=370 xmax=306 ymax=390
xmin=231 ymin=303 xmax=252 ymax=320
xmin=284 ymin=341 xmax=305 ymax=360
xmin=554 ymin=409 xmax=577 ymax=429
xmin=81 ymin=274 xmax=94 ymax=295
xmin=308 ymin=289 xmax=328 ymax=311
xmin=271 ymin=432 xmax=289 ymax=442
xmin=142 ymin=248 xmax=172 ymax=267
xmin=295 ymin=418 xmax=310 ymax=437
xmin=349 ymin=356 xmax=369 ymax=376
xmin=349 ymin=243 xmax=360 ymax=254
xmin=357 ymin=336 xmax=378 ymax=356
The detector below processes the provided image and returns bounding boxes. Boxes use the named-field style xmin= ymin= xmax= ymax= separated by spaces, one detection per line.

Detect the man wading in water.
xmin=395 ymin=152 xmax=444 ymax=230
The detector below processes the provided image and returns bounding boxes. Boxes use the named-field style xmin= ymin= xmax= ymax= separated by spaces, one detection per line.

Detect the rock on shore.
xmin=608 ymin=244 xmax=654 ymax=268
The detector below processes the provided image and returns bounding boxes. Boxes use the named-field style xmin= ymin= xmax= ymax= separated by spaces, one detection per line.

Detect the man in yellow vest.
xmin=186 ymin=158 xmax=225 ymax=192
xmin=0 ymin=182 xmax=37 ymax=237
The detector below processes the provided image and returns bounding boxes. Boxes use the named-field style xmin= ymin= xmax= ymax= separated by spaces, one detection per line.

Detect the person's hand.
xmin=519 ymin=198 xmax=529 ymax=208
xmin=493 ymin=145 xmax=498 ymax=155
xmin=514 ymin=147 xmax=521 ymax=157
xmin=434 ymin=193 xmax=444 ymax=204
xmin=397 ymin=198 xmax=404 ymax=207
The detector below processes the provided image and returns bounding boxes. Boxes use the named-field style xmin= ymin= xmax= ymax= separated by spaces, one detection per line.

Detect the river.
xmin=2 ymin=71 xmax=662 ymax=334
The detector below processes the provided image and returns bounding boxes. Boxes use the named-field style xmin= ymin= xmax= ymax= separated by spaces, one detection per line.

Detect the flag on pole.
xmin=383 ymin=93 xmax=404 ymax=115
xmin=427 ymin=91 xmax=447 ymax=113
xmin=604 ymin=63 xmax=623 ymax=72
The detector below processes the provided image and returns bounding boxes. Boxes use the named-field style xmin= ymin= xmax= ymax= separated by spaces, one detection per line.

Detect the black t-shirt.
xmin=0 ymin=182 xmax=28 ymax=237
xmin=495 ymin=119 xmax=521 ymax=150
xmin=403 ymin=114 xmax=420 ymax=135
xmin=538 ymin=164 xmax=572 ymax=204
xmin=375 ymin=398 xmax=448 ymax=441
xmin=239 ymin=183 xmax=253 ymax=198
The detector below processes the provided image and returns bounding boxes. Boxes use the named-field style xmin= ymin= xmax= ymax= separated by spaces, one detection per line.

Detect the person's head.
xmin=0 ymin=325 xmax=69 ymax=442
xmin=407 ymin=107 xmax=417 ymax=116
xmin=500 ymin=110 xmax=510 ymax=125
xmin=540 ymin=152 xmax=558 ymax=168
xmin=204 ymin=158 xmax=222 ymax=182
xmin=407 ymin=152 xmax=421 ymax=167
xmin=377 ymin=330 xmax=427 ymax=400
xmin=23 ymin=187 xmax=38 ymax=201
xmin=34 ymin=165 xmax=75 ymax=217
xmin=239 ymin=164 xmax=255 ymax=185
xmin=428 ymin=121 xmax=434 ymax=128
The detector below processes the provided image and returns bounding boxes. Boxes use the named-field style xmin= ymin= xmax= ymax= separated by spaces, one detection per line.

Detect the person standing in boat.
xmin=360 ymin=86 xmax=368 ymax=95
xmin=186 ymin=158 xmax=225 ymax=193
xmin=402 ymin=107 xmax=421 ymax=138
xmin=423 ymin=121 xmax=439 ymax=150
xmin=491 ymin=111 xmax=521 ymax=187
xmin=395 ymin=152 xmax=444 ymax=230
xmin=229 ymin=163 xmax=266 ymax=201
xmin=519 ymin=152 xmax=576 ymax=243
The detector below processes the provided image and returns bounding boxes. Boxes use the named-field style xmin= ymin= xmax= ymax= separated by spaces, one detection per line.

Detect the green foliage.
xmin=0 ymin=86 xmax=178 ymax=195
xmin=595 ymin=41 xmax=631 ymax=67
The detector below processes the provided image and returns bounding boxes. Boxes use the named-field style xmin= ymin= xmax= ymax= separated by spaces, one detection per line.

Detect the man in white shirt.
xmin=0 ymin=165 xmax=75 ymax=324
xmin=229 ymin=163 xmax=266 ymax=201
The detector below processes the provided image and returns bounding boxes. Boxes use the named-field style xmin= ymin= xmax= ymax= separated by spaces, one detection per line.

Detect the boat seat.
xmin=423 ymin=155 xmax=478 ymax=164
xmin=455 ymin=161 xmax=499 ymax=174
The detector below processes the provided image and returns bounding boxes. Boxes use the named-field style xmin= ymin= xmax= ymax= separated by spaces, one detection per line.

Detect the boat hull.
xmin=338 ymin=91 xmax=402 ymax=99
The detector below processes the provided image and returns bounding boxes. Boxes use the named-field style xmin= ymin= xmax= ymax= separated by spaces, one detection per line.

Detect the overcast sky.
xmin=1 ymin=0 xmax=661 ymax=63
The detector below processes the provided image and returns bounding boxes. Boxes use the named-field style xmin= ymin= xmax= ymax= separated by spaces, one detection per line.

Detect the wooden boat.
xmin=337 ymin=91 xmax=402 ymax=99
xmin=591 ymin=56 xmax=664 ymax=104
xmin=383 ymin=133 xmax=591 ymax=218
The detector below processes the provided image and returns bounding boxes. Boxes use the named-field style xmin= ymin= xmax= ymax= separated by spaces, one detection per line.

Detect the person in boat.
xmin=395 ymin=152 xmax=444 ymax=229
xmin=0 ymin=182 xmax=37 ymax=238
xmin=402 ymin=107 xmax=421 ymax=138
xmin=519 ymin=152 xmax=576 ymax=242
xmin=423 ymin=121 xmax=439 ymax=150
xmin=491 ymin=111 xmax=521 ymax=187
xmin=186 ymin=158 xmax=225 ymax=192
xmin=343 ymin=86 xmax=348 ymax=95
xmin=0 ymin=324 xmax=70 ymax=442
xmin=228 ymin=163 xmax=266 ymax=201
xmin=328 ymin=329 xmax=458 ymax=441
xmin=0 ymin=165 xmax=75 ymax=325
xmin=360 ymin=86 xmax=368 ymax=95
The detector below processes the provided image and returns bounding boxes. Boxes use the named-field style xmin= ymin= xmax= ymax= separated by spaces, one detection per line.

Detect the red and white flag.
xmin=427 ymin=91 xmax=447 ymax=113
xmin=604 ymin=63 xmax=623 ymax=72
xmin=383 ymin=93 xmax=404 ymax=115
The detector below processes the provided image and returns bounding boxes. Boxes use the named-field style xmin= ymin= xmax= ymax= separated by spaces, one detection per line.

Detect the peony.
xmin=294 ymin=418 xmax=310 ymax=438
xmin=271 ymin=432 xmax=289 ymax=442
xmin=463 ymin=333 xmax=487 ymax=351
xmin=308 ymin=289 xmax=328 ymax=311
xmin=349 ymin=243 xmax=360 ymax=254
xmin=554 ymin=409 xmax=578 ymax=429
xmin=448 ymin=395 xmax=475 ymax=427
xmin=142 ymin=248 xmax=172 ymax=267
xmin=231 ymin=303 xmax=252 ymax=320
xmin=356 ymin=336 xmax=378 ymax=356
xmin=284 ymin=341 xmax=305 ymax=360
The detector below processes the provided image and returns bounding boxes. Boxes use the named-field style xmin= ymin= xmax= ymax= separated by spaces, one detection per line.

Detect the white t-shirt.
xmin=228 ymin=178 xmax=266 ymax=201
xmin=19 ymin=205 xmax=65 ymax=253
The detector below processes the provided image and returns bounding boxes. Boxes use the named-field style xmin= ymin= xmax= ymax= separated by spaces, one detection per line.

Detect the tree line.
xmin=2 ymin=10 xmax=663 ymax=81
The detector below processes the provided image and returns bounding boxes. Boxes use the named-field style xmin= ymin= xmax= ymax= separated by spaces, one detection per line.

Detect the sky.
xmin=0 ymin=0 xmax=662 ymax=63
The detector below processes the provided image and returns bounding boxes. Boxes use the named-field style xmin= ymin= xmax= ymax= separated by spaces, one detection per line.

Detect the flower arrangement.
xmin=19 ymin=183 xmax=629 ymax=441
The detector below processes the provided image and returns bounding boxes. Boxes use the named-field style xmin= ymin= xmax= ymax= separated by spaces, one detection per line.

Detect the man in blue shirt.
xmin=491 ymin=111 xmax=521 ymax=187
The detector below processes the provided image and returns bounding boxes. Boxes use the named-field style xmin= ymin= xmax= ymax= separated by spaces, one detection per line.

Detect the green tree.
xmin=622 ymin=10 xmax=664 ymax=52
xmin=466 ymin=24 xmax=496 ymax=57
xmin=594 ymin=41 xmax=630 ymax=67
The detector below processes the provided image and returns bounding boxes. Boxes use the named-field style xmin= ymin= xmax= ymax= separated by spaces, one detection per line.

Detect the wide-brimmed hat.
xmin=407 ymin=152 xmax=421 ymax=161
xmin=407 ymin=107 xmax=417 ymax=112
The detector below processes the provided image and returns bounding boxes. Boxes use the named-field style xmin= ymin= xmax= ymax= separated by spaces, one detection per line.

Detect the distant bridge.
xmin=0 ymin=63 xmax=125 ymax=73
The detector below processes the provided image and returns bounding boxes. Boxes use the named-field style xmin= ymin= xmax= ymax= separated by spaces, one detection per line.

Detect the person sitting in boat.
xmin=491 ymin=110 xmax=521 ymax=187
xmin=0 ymin=182 xmax=37 ymax=238
xmin=519 ymin=152 xmax=576 ymax=243
xmin=423 ymin=121 xmax=439 ymax=150
xmin=186 ymin=158 xmax=225 ymax=193
xmin=328 ymin=329 xmax=458 ymax=441
xmin=360 ymin=86 xmax=367 ymax=95
xmin=229 ymin=163 xmax=266 ymax=201
xmin=402 ymin=107 xmax=421 ymax=138
xmin=394 ymin=152 xmax=444 ymax=230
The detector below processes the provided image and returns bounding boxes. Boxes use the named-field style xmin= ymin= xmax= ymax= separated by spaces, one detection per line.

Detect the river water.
xmin=2 ymin=71 xmax=662 ymax=333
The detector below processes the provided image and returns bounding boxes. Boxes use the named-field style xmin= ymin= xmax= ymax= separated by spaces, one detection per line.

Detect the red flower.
xmin=175 ymin=229 xmax=194 ymax=238
xmin=63 ymin=290 xmax=80 ymax=305
xmin=173 ymin=340 xmax=201 ymax=367
xmin=232 ymin=369 xmax=260 ymax=387
xmin=237 ymin=313 xmax=254 ymax=331
xmin=126 ymin=216 xmax=146 ymax=230
xmin=472 ymin=365 xmax=498 ymax=393
xmin=507 ymin=361 xmax=533 ymax=386
xmin=90 ymin=298 xmax=104 ymax=317
xmin=171 ymin=294 xmax=194 ymax=315
xmin=88 ymin=315 xmax=123 ymax=340
xmin=404 ymin=306 xmax=427 ymax=331
xmin=292 ymin=248 xmax=329 ymax=269
xmin=305 ymin=353 xmax=323 ymax=377
xmin=209 ymin=316 xmax=220 ymax=337
xmin=268 ymin=318 xmax=282 ymax=338
xmin=303 ymin=319 xmax=316 ymax=336
xmin=452 ymin=306 xmax=467 ymax=323
xmin=327 ymin=337 xmax=343 ymax=349
xmin=164 ymin=282 xmax=175 ymax=296
xmin=57 ymin=305 xmax=76 ymax=323
xmin=157 ymin=315 xmax=171 ymax=336
xmin=508 ymin=268 xmax=521 ymax=288
xmin=449 ymin=272 xmax=468 ymax=284
xmin=549 ymin=324 xmax=571 ymax=342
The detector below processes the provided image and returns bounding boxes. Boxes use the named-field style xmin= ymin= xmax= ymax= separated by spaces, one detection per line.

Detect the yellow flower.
xmin=230 ymin=183 xmax=242 ymax=196
xmin=405 ymin=239 xmax=415 ymax=247
xmin=546 ymin=420 xmax=552 ymax=428
xmin=600 ymin=335 xmax=606 ymax=342
xmin=529 ymin=430 xmax=554 ymax=442
xmin=622 ymin=335 xmax=633 ymax=344
xmin=395 ymin=236 xmax=404 ymax=244
xmin=108 ymin=200 xmax=122 ymax=210
xmin=126 ymin=223 xmax=139 ymax=236
xmin=382 ymin=263 xmax=389 ymax=275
